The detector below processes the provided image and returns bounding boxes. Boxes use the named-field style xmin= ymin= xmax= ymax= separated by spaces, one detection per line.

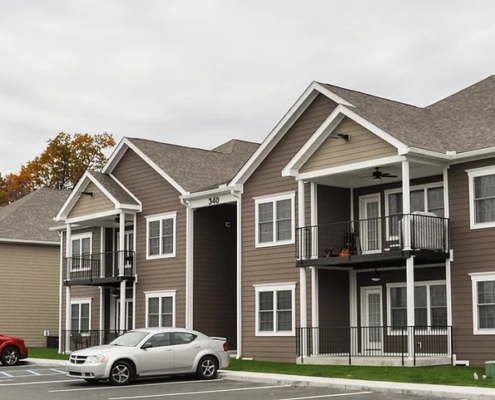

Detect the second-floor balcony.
xmin=64 ymin=250 xmax=135 ymax=286
xmin=296 ymin=212 xmax=449 ymax=267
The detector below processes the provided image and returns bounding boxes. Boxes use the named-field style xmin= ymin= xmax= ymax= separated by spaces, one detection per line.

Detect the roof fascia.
xmin=181 ymin=185 xmax=240 ymax=202
xmin=109 ymin=173 xmax=143 ymax=209
xmin=0 ymin=238 xmax=59 ymax=245
xmin=106 ymin=138 xmax=187 ymax=195
xmin=229 ymin=82 xmax=322 ymax=186
xmin=55 ymin=171 xmax=93 ymax=221
xmin=66 ymin=209 xmax=121 ymax=225
xmin=102 ymin=137 xmax=129 ymax=174
xmin=316 ymin=83 xmax=355 ymax=108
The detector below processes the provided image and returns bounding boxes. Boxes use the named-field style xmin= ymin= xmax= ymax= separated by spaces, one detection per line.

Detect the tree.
xmin=1 ymin=132 xmax=116 ymax=203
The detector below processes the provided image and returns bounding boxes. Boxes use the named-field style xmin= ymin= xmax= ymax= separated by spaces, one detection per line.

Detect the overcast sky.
xmin=1 ymin=0 xmax=494 ymax=174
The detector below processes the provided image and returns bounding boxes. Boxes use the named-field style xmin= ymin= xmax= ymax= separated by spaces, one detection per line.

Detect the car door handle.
xmin=164 ymin=348 xmax=172 ymax=351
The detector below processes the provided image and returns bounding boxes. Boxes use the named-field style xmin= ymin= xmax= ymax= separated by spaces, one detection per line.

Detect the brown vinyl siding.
xmin=242 ymin=94 xmax=338 ymax=362
xmin=193 ymin=205 xmax=237 ymax=348
xmin=448 ymin=158 xmax=495 ymax=366
xmin=112 ymin=148 xmax=186 ymax=329
xmin=301 ymin=117 xmax=397 ymax=173
xmin=0 ymin=243 xmax=59 ymax=347
xmin=68 ymin=182 xmax=114 ymax=219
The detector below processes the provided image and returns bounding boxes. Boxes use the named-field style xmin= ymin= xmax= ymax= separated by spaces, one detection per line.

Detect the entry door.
xmin=361 ymin=287 xmax=383 ymax=351
xmin=359 ymin=194 xmax=381 ymax=253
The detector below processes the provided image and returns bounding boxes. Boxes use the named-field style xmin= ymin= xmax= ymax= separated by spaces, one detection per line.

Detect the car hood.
xmin=72 ymin=345 xmax=131 ymax=356
xmin=0 ymin=334 xmax=23 ymax=342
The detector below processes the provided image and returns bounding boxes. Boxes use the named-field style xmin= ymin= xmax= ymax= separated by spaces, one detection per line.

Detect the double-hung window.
xmin=254 ymin=283 xmax=296 ymax=336
xmin=388 ymin=281 xmax=447 ymax=331
xmin=71 ymin=233 xmax=92 ymax=271
xmin=146 ymin=212 xmax=176 ymax=259
xmin=467 ymin=166 xmax=495 ymax=229
xmin=145 ymin=290 xmax=176 ymax=328
xmin=255 ymin=192 xmax=295 ymax=247
xmin=71 ymin=299 xmax=91 ymax=332
xmin=470 ymin=272 xmax=495 ymax=334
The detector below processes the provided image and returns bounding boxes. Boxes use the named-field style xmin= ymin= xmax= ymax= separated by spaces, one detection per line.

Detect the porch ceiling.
xmin=311 ymin=160 xmax=444 ymax=189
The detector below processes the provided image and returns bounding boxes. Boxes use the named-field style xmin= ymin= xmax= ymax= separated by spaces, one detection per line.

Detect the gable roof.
xmin=0 ymin=188 xmax=69 ymax=243
xmin=106 ymin=137 xmax=259 ymax=194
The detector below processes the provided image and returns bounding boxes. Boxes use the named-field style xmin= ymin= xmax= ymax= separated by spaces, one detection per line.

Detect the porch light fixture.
xmin=111 ymin=287 xmax=119 ymax=298
xmin=372 ymin=268 xmax=381 ymax=282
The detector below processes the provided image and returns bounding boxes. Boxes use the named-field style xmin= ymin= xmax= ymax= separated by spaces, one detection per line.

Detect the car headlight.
xmin=85 ymin=355 xmax=106 ymax=364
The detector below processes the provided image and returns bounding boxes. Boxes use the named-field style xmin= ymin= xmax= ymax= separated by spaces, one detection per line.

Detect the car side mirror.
xmin=141 ymin=342 xmax=153 ymax=350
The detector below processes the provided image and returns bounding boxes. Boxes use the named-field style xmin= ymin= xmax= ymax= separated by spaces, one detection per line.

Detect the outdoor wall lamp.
xmin=372 ymin=268 xmax=381 ymax=282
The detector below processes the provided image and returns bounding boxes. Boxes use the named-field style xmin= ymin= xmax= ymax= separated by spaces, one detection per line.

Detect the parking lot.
xmin=0 ymin=364 xmax=454 ymax=400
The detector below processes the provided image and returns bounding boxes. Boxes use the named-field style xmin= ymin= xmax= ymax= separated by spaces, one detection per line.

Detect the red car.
xmin=0 ymin=334 xmax=28 ymax=366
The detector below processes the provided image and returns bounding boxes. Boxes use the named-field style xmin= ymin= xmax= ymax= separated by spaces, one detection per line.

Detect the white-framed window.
xmin=71 ymin=298 xmax=91 ymax=332
xmin=254 ymin=282 xmax=296 ymax=336
xmin=144 ymin=290 xmax=176 ymax=328
xmin=385 ymin=183 xmax=444 ymax=239
xmin=387 ymin=281 xmax=447 ymax=332
xmin=70 ymin=233 xmax=92 ymax=271
xmin=146 ymin=212 xmax=177 ymax=259
xmin=254 ymin=192 xmax=295 ymax=248
xmin=467 ymin=166 xmax=495 ymax=229
xmin=470 ymin=272 xmax=495 ymax=335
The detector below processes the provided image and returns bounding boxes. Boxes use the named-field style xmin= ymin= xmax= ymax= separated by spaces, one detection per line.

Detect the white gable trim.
xmin=109 ymin=173 xmax=143 ymax=209
xmin=283 ymin=105 xmax=409 ymax=177
xmin=102 ymin=138 xmax=187 ymax=195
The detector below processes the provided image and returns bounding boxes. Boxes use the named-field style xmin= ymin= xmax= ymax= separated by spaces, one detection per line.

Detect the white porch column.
xmin=406 ymin=256 xmax=415 ymax=357
xmin=118 ymin=212 xmax=126 ymax=333
xmin=310 ymin=182 xmax=319 ymax=355
xmin=185 ymin=204 xmax=194 ymax=329
xmin=99 ymin=287 xmax=104 ymax=345
xmin=235 ymin=193 xmax=242 ymax=359
xmin=443 ymin=167 xmax=453 ymax=356
xmin=132 ymin=213 xmax=137 ymax=330
xmin=298 ymin=180 xmax=307 ymax=330
xmin=65 ymin=224 xmax=72 ymax=353
xmin=402 ymin=160 xmax=411 ymax=250
xmin=349 ymin=269 xmax=358 ymax=355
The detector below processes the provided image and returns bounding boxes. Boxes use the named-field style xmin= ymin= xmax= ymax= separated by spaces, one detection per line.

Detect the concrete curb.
xmin=24 ymin=358 xmax=67 ymax=367
xmin=219 ymin=370 xmax=495 ymax=400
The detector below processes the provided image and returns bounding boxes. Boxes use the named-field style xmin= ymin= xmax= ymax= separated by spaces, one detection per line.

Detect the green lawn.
xmin=28 ymin=348 xmax=495 ymax=388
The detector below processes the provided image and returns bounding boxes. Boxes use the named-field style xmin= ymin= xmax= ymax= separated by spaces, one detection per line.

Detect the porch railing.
xmin=60 ymin=329 xmax=125 ymax=352
xmin=296 ymin=326 xmax=453 ymax=366
xmin=296 ymin=213 xmax=449 ymax=259
xmin=65 ymin=250 xmax=135 ymax=282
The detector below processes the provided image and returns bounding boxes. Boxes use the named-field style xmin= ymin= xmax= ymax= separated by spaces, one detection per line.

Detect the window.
xmin=145 ymin=290 xmax=176 ymax=328
xmin=145 ymin=332 xmax=171 ymax=347
xmin=71 ymin=233 xmax=92 ymax=271
xmin=71 ymin=299 xmax=91 ymax=332
xmin=172 ymin=332 xmax=197 ymax=345
xmin=117 ymin=300 xmax=133 ymax=331
xmin=467 ymin=166 xmax=495 ymax=229
xmin=146 ymin=212 xmax=176 ymax=259
xmin=385 ymin=184 xmax=444 ymax=238
xmin=470 ymin=272 xmax=495 ymax=334
xmin=387 ymin=281 xmax=447 ymax=331
xmin=255 ymin=192 xmax=295 ymax=247
xmin=254 ymin=283 xmax=296 ymax=336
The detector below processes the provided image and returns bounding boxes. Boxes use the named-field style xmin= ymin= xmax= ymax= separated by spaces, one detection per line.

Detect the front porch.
xmin=296 ymin=326 xmax=453 ymax=366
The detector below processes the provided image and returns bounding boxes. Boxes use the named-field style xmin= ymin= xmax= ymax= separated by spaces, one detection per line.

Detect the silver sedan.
xmin=66 ymin=327 xmax=230 ymax=385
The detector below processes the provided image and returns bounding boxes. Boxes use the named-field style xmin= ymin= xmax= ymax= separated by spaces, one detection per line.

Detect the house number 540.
xmin=208 ymin=197 xmax=220 ymax=205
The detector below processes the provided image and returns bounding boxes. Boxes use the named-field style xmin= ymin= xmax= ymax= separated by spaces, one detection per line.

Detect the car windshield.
xmin=109 ymin=331 xmax=149 ymax=347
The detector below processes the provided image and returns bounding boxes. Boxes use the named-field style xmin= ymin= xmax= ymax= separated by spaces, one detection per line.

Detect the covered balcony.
xmin=296 ymin=213 xmax=449 ymax=268
xmin=64 ymin=250 xmax=135 ymax=286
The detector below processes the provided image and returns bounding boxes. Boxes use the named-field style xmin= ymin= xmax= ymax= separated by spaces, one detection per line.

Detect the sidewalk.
xmin=25 ymin=358 xmax=495 ymax=400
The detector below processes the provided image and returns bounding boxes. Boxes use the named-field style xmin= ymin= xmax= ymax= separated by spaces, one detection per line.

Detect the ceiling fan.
xmin=368 ymin=167 xmax=398 ymax=180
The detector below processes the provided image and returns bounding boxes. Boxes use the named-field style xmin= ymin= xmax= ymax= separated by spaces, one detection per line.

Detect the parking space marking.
xmin=108 ymin=384 xmax=293 ymax=399
xmin=281 ymin=392 xmax=374 ymax=400
xmin=0 ymin=379 xmax=80 ymax=387
xmin=0 ymin=371 xmax=14 ymax=378
xmin=26 ymin=370 xmax=42 ymax=376
xmin=50 ymin=368 xmax=66 ymax=374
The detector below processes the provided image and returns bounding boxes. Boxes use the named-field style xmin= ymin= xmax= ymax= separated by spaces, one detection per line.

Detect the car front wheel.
xmin=196 ymin=356 xmax=218 ymax=379
xmin=1 ymin=346 xmax=20 ymax=366
xmin=108 ymin=361 xmax=134 ymax=385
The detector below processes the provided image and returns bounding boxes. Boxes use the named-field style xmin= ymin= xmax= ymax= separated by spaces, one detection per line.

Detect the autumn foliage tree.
xmin=0 ymin=132 xmax=116 ymax=204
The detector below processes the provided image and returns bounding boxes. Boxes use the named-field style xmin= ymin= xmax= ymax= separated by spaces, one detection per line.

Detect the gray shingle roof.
xmin=89 ymin=171 xmax=139 ymax=205
xmin=128 ymin=138 xmax=259 ymax=193
xmin=320 ymin=75 xmax=495 ymax=154
xmin=0 ymin=188 xmax=70 ymax=243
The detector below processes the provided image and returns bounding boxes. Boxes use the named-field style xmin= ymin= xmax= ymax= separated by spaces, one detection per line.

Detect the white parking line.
xmin=108 ymin=384 xmax=293 ymax=399
xmin=281 ymin=392 xmax=374 ymax=400
xmin=0 ymin=371 xmax=14 ymax=378
xmin=50 ymin=379 xmax=223 ymax=393
xmin=26 ymin=370 xmax=42 ymax=376
xmin=0 ymin=379 xmax=80 ymax=387
xmin=50 ymin=368 xmax=66 ymax=374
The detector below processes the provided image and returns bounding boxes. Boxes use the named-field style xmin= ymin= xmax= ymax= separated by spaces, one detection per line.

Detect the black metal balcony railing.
xmin=296 ymin=326 xmax=453 ymax=366
xmin=60 ymin=329 xmax=125 ymax=352
xmin=296 ymin=213 xmax=449 ymax=260
xmin=65 ymin=250 xmax=135 ymax=282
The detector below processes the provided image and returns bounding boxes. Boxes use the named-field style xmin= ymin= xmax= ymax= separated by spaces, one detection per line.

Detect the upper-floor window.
xmin=71 ymin=233 xmax=92 ymax=271
xmin=254 ymin=192 xmax=295 ymax=248
xmin=146 ymin=212 xmax=176 ymax=259
xmin=385 ymin=184 xmax=444 ymax=238
xmin=145 ymin=290 xmax=176 ymax=328
xmin=388 ymin=281 xmax=447 ymax=331
xmin=467 ymin=166 xmax=495 ymax=229
xmin=470 ymin=272 xmax=495 ymax=335
xmin=254 ymin=282 xmax=296 ymax=336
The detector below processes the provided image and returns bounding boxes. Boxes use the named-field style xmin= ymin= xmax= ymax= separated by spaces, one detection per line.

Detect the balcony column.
xmin=298 ymin=180 xmax=308 ymax=357
xmin=406 ymin=256 xmax=415 ymax=358
xmin=119 ymin=212 xmax=126 ymax=333
xmin=310 ymin=182 xmax=319 ymax=355
xmin=65 ymin=223 xmax=72 ymax=353
xmin=402 ymin=160 xmax=411 ymax=250
xmin=443 ymin=166 xmax=453 ymax=356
